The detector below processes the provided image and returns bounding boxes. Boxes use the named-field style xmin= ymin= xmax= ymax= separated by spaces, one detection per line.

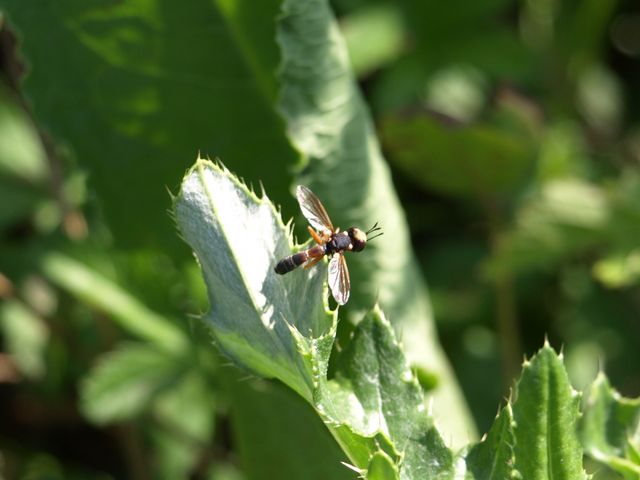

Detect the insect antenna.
xmin=366 ymin=222 xmax=383 ymax=241
xmin=366 ymin=222 xmax=381 ymax=234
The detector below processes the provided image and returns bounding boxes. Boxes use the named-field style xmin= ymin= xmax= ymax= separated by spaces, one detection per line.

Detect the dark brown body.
xmin=274 ymin=230 xmax=356 ymax=275
xmin=274 ymin=244 xmax=325 ymax=274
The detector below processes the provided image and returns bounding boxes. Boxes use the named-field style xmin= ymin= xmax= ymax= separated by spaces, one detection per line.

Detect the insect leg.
xmin=308 ymin=226 xmax=324 ymax=245
xmin=303 ymin=256 xmax=323 ymax=269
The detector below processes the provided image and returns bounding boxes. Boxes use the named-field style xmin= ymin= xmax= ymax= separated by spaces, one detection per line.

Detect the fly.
xmin=274 ymin=185 xmax=382 ymax=305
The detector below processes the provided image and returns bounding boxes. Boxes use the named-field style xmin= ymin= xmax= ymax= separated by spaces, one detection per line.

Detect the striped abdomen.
xmin=274 ymin=245 xmax=325 ymax=275
xmin=274 ymin=251 xmax=309 ymax=274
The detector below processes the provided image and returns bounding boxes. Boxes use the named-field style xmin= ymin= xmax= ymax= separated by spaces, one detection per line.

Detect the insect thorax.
xmin=326 ymin=232 xmax=352 ymax=255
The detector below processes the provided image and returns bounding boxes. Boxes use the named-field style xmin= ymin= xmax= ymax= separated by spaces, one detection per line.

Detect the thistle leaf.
xmin=174 ymin=161 xmax=454 ymax=477
xmin=512 ymin=344 xmax=587 ymax=480
xmin=580 ymin=373 xmax=640 ymax=478
xmin=174 ymin=158 xmax=333 ymax=401
xmin=465 ymin=405 xmax=517 ymax=479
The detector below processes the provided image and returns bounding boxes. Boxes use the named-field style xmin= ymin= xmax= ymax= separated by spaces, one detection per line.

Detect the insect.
xmin=274 ymin=185 xmax=382 ymax=305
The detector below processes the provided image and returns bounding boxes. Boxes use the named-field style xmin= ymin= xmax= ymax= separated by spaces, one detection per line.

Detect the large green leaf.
xmin=174 ymin=159 xmax=455 ymax=477
xmin=276 ymin=0 xmax=475 ymax=446
xmin=0 ymin=2 xmax=378 ymax=476
xmin=174 ymin=158 xmax=333 ymax=401
xmin=512 ymin=344 xmax=587 ymax=480
xmin=0 ymin=0 xmax=297 ymax=251
xmin=580 ymin=373 xmax=640 ymax=478
xmin=380 ymin=112 xmax=536 ymax=199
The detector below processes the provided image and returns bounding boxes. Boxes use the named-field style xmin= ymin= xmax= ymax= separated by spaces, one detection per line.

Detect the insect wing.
xmin=296 ymin=185 xmax=335 ymax=233
xmin=328 ymin=254 xmax=350 ymax=305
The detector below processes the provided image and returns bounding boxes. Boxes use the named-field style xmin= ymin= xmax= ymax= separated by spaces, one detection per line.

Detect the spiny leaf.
xmin=580 ymin=372 xmax=640 ymax=477
xmin=512 ymin=343 xmax=587 ymax=480
xmin=314 ymin=307 xmax=454 ymax=478
xmin=465 ymin=405 xmax=517 ymax=479
xmin=174 ymin=161 xmax=455 ymax=477
xmin=173 ymin=158 xmax=333 ymax=401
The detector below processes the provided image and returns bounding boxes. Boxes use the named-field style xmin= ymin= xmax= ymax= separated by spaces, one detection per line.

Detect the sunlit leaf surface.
xmin=512 ymin=344 xmax=587 ymax=480
xmin=174 ymin=159 xmax=455 ymax=477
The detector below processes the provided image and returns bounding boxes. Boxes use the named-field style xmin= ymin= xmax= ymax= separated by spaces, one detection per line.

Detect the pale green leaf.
xmin=0 ymin=299 xmax=49 ymax=379
xmin=174 ymin=160 xmax=454 ymax=477
xmin=206 ymin=464 xmax=244 ymax=480
xmin=174 ymin=158 xmax=333 ymax=401
xmin=512 ymin=344 xmax=587 ymax=480
xmin=0 ymin=84 xmax=48 ymax=183
xmin=341 ymin=4 xmax=405 ymax=77
xmin=40 ymin=252 xmax=187 ymax=353
xmin=592 ymin=250 xmax=640 ymax=288
xmin=81 ymin=342 xmax=185 ymax=424
xmin=0 ymin=85 xmax=50 ymax=229
xmin=580 ymin=373 xmax=640 ymax=478
xmin=153 ymin=370 xmax=214 ymax=443
xmin=276 ymin=0 xmax=475 ymax=446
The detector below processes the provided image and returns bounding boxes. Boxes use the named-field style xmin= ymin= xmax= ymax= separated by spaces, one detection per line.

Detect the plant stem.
xmin=493 ymin=267 xmax=522 ymax=389
xmin=485 ymin=202 xmax=523 ymax=391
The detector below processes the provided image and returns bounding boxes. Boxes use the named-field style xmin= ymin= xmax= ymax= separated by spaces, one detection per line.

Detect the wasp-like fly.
xmin=274 ymin=185 xmax=382 ymax=305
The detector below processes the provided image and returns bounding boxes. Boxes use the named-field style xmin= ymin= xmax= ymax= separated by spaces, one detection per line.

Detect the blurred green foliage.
xmin=0 ymin=0 xmax=639 ymax=478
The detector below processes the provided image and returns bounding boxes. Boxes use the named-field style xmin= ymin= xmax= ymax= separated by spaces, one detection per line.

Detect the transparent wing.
xmin=328 ymin=254 xmax=350 ymax=305
xmin=296 ymin=185 xmax=334 ymax=233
